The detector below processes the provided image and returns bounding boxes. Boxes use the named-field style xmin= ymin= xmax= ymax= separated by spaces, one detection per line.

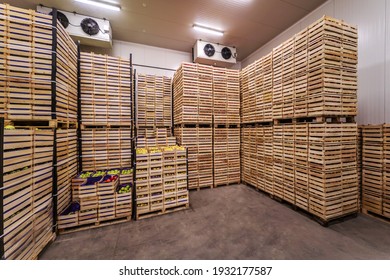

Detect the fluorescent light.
xmin=75 ymin=0 xmax=121 ymax=11
xmin=193 ymin=24 xmax=224 ymax=36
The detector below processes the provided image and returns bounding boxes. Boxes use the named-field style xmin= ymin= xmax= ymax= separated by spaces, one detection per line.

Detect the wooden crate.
xmin=212 ymin=68 xmax=240 ymax=125
xmin=135 ymin=146 xmax=188 ymax=215
xmin=2 ymin=127 xmax=53 ymax=259
xmin=137 ymin=136 xmax=176 ymax=149
xmin=56 ymin=21 xmax=77 ymax=123
xmin=137 ymin=74 xmax=172 ymax=127
xmin=213 ymin=127 xmax=240 ymax=186
xmin=173 ymin=63 xmax=213 ymax=124
xmin=0 ymin=4 xmax=53 ymax=121
xmin=81 ymin=128 xmax=131 ymax=170
xmin=308 ymin=16 xmax=357 ymax=71
xmin=80 ymin=52 xmax=131 ymax=126
xmin=174 ymin=126 xmax=212 ymax=189
xmin=240 ymin=16 xmax=357 ymax=121
xmin=115 ymin=186 xmax=132 ymax=217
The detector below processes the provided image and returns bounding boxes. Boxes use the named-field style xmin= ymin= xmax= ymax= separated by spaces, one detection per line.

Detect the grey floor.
xmin=40 ymin=184 xmax=390 ymax=260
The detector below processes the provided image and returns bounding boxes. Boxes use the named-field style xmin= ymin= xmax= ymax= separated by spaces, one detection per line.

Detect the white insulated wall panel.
xmin=112 ymin=40 xmax=192 ymax=77
xmin=335 ymin=0 xmax=386 ymax=125
xmin=386 ymin=0 xmax=390 ymax=123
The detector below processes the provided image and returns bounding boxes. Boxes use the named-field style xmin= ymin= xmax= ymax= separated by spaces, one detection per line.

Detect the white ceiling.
xmin=7 ymin=0 xmax=326 ymax=60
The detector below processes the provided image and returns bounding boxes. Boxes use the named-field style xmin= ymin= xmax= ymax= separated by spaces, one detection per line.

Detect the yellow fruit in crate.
xmin=136 ymin=148 xmax=148 ymax=154
xmin=4 ymin=125 xmax=15 ymax=130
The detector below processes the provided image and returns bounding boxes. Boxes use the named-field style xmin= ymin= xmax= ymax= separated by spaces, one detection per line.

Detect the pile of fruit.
xmin=121 ymin=168 xmax=133 ymax=175
xmin=136 ymin=145 xmax=185 ymax=155
xmin=117 ymin=183 xmax=132 ymax=194
xmin=92 ymin=170 xmax=106 ymax=177
xmin=136 ymin=148 xmax=148 ymax=154
xmin=4 ymin=125 xmax=15 ymax=130
xmin=163 ymin=145 xmax=185 ymax=151
xmin=149 ymin=147 xmax=162 ymax=154
xmin=79 ymin=171 xmax=93 ymax=179
xmin=107 ymin=169 xmax=120 ymax=175
xmin=102 ymin=174 xmax=118 ymax=183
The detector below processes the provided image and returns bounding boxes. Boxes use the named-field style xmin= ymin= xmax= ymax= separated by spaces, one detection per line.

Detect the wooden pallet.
xmin=58 ymin=215 xmax=132 ymax=234
xmin=362 ymin=208 xmax=390 ymax=225
xmin=273 ymin=115 xmax=355 ymax=124
xmin=136 ymin=203 xmax=189 ymax=220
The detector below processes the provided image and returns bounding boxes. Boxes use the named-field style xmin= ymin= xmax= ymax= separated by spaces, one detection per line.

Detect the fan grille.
xmin=203 ymin=43 xmax=215 ymax=57
xmin=81 ymin=18 xmax=100 ymax=36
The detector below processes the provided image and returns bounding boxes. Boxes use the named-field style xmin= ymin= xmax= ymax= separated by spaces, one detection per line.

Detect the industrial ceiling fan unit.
xmin=193 ymin=39 xmax=237 ymax=68
xmin=37 ymin=5 xmax=112 ymax=48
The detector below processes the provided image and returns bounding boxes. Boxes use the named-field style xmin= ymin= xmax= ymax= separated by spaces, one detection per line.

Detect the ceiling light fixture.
xmin=75 ymin=0 xmax=121 ymax=11
xmin=193 ymin=24 xmax=224 ymax=36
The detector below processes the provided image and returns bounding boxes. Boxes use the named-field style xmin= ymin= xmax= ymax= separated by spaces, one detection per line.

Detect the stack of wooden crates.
xmin=173 ymin=63 xmax=241 ymax=190
xmin=136 ymin=74 xmax=172 ymax=137
xmin=241 ymin=16 xmax=359 ymax=224
xmin=135 ymin=74 xmax=189 ymax=219
xmin=361 ymin=125 xmax=390 ymax=218
xmin=72 ymin=53 xmax=132 ymax=226
xmin=0 ymin=4 xmax=78 ymax=259
xmin=79 ymin=53 xmax=132 ymax=171
xmin=212 ymin=68 xmax=241 ymax=187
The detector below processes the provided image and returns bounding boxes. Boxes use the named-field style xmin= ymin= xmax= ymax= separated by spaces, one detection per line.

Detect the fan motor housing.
xmin=193 ymin=40 xmax=237 ymax=68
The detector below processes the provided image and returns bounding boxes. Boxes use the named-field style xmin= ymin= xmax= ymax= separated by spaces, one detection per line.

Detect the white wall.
xmin=81 ymin=40 xmax=192 ymax=77
xmin=241 ymin=0 xmax=390 ymax=125
xmin=112 ymin=40 xmax=192 ymax=77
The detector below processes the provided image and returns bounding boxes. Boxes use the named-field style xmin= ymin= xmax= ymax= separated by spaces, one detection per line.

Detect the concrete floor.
xmin=40 ymin=185 xmax=390 ymax=260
